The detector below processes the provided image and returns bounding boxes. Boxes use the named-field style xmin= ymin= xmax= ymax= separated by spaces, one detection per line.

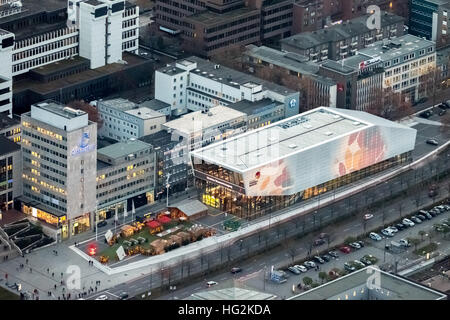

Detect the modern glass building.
xmin=190 ymin=107 xmax=417 ymax=220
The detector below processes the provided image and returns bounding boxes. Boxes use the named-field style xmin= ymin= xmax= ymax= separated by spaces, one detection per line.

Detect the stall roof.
xmin=170 ymin=199 xmax=208 ymax=217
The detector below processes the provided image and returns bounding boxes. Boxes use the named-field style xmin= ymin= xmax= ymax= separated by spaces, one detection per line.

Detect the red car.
xmin=339 ymin=246 xmax=351 ymax=254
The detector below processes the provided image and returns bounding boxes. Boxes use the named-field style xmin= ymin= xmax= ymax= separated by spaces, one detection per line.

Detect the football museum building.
xmin=190 ymin=107 xmax=417 ymax=220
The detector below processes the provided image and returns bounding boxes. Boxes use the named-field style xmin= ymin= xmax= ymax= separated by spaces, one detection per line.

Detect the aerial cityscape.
xmin=1 ymin=0 xmax=450 ymax=306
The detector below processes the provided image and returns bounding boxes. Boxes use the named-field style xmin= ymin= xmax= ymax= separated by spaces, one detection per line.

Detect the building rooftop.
xmin=139 ymin=130 xmax=176 ymax=150
xmin=281 ymin=12 xmax=404 ymax=50
xmin=357 ymin=34 xmax=436 ymax=62
xmin=184 ymin=6 xmax=259 ymax=26
xmin=0 ymin=112 xmax=19 ymax=130
xmin=13 ymin=52 xmax=150 ymax=95
xmin=163 ymin=105 xmax=246 ymax=136
xmin=165 ymin=56 xmax=297 ymax=96
xmin=288 ymin=266 xmax=447 ymax=300
xmin=320 ymin=60 xmax=358 ymax=74
xmin=0 ymin=0 xmax=67 ymax=22
xmin=125 ymin=107 xmax=165 ymax=120
xmin=246 ymin=45 xmax=319 ymax=75
xmin=139 ymin=99 xmax=171 ymax=112
xmin=186 ymin=286 xmax=277 ymax=300
xmin=191 ymin=107 xmax=413 ymax=172
xmin=32 ymin=100 xmax=87 ymax=120
xmin=99 ymin=98 xmax=137 ymax=112
xmin=229 ymin=98 xmax=283 ymax=115
xmin=0 ymin=135 xmax=20 ymax=156
xmin=97 ymin=139 xmax=151 ymax=160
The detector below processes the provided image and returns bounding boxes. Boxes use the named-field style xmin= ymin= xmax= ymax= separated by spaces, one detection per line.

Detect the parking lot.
xmin=238 ymin=203 xmax=450 ymax=299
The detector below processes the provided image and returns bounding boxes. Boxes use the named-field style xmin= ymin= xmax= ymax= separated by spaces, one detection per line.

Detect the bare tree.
xmin=284 ymin=238 xmax=298 ymax=263
xmin=366 ymin=88 xmax=414 ymax=121
xmin=209 ymin=44 xmax=246 ymax=71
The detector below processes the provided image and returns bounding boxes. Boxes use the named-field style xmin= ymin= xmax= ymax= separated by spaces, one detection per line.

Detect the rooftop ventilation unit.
xmin=353 ymin=121 xmax=361 ymax=126
xmin=303 ymin=124 xmax=312 ymax=129
xmin=268 ymin=137 xmax=278 ymax=142
xmin=324 ymin=131 xmax=333 ymax=136
xmin=288 ymin=144 xmax=297 ymax=149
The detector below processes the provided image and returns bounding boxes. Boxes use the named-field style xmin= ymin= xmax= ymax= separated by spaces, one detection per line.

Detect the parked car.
xmin=321 ymin=254 xmax=332 ymax=262
xmin=352 ymin=260 xmax=366 ymax=270
xmin=119 ymin=292 xmax=129 ymax=300
xmin=369 ymin=232 xmax=382 ymax=241
xmin=424 ymin=212 xmax=433 ymax=220
xmin=95 ymin=295 xmax=108 ymax=300
xmin=435 ymin=205 xmax=446 ymax=213
xmin=410 ymin=216 xmax=422 ymax=224
xmin=288 ymin=266 xmax=301 ymax=275
xmin=399 ymin=239 xmax=410 ymax=247
xmin=313 ymin=238 xmax=326 ymax=247
xmin=231 ymin=267 xmax=242 ymax=274
xmin=428 ymin=210 xmax=438 ymax=217
xmin=439 ymin=109 xmax=447 ymax=116
xmin=339 ymin=246 xmax=351 ymax=254
xmin=395 ymin=223 xmax=406 ymax=230
xmin=206 ymin=281 xmax=218 ymax=287
xmin=443 ymin=205 xmax=450 ymax=211
xmin=304 ymin=261 xmax=316 ymax=269
xmin=349 ymin=242 xmax=362 ymax=249
xmin=364 ymin=213 xmax=374 ymax=220
xmin=438 ymin=103 xmax=448 ymax=110
xmin=313 ymin=256 xmax=325 ymax=264
xmin=402 ymin=218 xmax=415 ymax=227
xmin=344 ymin=262 xmax=356 ymax=272
xmin=419 ymin=110 xmax=432 ymax=118
xmin=360 ymin=255 xmax=377 ymax=266
xmin=426 ymin=139 xmax=439 ymax=146
xmin=294 ymin=265 xmax=308 ymax=273
xmin=417 ymin=214 xmax=427 ymax=221
xmin=356 ymin=241 xmax=365 ymax=248
xmin=387 ymin=226 xmax=398 ymax=233
xmin=328 ymin=251 xmax=339 ymax=258
xmin=381 ymin=229 xmax=395 ymax=237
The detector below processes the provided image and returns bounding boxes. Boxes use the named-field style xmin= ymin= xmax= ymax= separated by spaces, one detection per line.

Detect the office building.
xmin=0 ymin=0 xmax=140 ymax=115
xmin=0 ymin=112 xmax=20 ymax=142
xmin=154 ymin=56 xmax=299 ymax=117
xmin=190 ymin=107 xmax=416 ymax=219
xmin=155 ymin=0 xmax=294 ymax=57
xmin=281 ymin=12 xmax=405 ymax=62
xmin=96 ymin=139 xmax=156 ymax=222
xmin=244 ymin=44 xmax=338 ymax=109
xmin=0 ymin=135 xmax=21 ymax=211
xmin=97 ymin=98 xmax=166 ymax=142
xmin=409 ymin=0 xmax=450 ymax=45
xmin=20 ymin=101 xmax=97 ymax=240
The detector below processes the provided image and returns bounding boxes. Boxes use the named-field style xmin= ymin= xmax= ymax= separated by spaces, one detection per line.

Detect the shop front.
xmin=71 ymin=213 xmax=91 ymax=236
xmin=96 ymin=201 xmax=125 ymax=221
xmin=21 ymin=202 xmax=69 ymax=240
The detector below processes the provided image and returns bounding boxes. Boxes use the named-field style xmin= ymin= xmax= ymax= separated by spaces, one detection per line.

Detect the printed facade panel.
xmin=242 ymin=125 xmax=416 ymax=196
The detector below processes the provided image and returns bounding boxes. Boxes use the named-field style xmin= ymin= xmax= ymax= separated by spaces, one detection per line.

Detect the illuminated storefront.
xmin=71 ymin=213 xmax=90 ymax=236
xmin=191 ymin=107 xmax=417 ymax=220
xmin=22 ymin=202 xmax=69 ymax=239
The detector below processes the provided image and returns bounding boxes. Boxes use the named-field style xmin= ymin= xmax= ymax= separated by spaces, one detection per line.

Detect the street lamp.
xmin=166 ymin=172 xmax=171 ymax=208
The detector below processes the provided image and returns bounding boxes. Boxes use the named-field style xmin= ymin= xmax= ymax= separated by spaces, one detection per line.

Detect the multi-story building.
xmin=0 ymin=135 xmax=21 ymax=212
xmin=0 ymin=0 xmax=140 ymax=115
xmin=409 ymin=0 xmax=450 ymax=44
xmin=319 ymin=57 xmax=385 ymax=111
xmin=190 ymin=107 xmax=416 ymax=219
xmin=244 ymin=44 xmax=337 ymax=109
xmin=0 ymin=112 xmax=20 ymax=142
xmin=139 ymin=130 xmax=189 ymax=200
xmin=162 ymin=105 xmax=247 ymax=151
xmin=97 ymin=98 xmax=166 ymax=141
xmin=0 ymin=29 xmax=13 ymax=116
xmin=340 ymin=0 xmax=409 ymax=21
xmin=96 ymin=139 xmax=155 ymax=222
xmin=356 ymin=34 xmax=436 ymax=102
xmin=155 ymin=0 xmax=294 ymax=57
xmin=154 ymin=56 xmax=299 ymax=117
xmin=319 ymin=35 xmax=437 ymax=107
xmin=20 ymin=101 xmax=97 ymax=240
xmin=281 ymin=12 xmax=405 ymax=62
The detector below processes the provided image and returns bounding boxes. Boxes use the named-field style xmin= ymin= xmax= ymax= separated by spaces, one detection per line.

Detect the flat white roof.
xmin=163 ymin=105 xmax=246 ymax=136
xmin=124 ymin=107 xmax=165 ymax=120
xmin=191 ymin=107 xmax=409 ymax=173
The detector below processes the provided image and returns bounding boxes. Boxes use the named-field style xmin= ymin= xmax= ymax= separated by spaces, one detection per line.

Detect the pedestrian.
xmin=61 ymin=272 xmax=63 ymax=278
xmin=29 ymin=268 xmax=32 ymax=273
xmin=54 ymin=284 xmax=57 ymax=290
xmin=25 ymin=258 xmax=28 ymax=264
xmin=60 ymin=280 xmax=63 ymax=286
xmin=74 ymin=242 xmax=77 ymax=247
xmin=95 ymin=286 xmax=97 ymax=292
xmin=47 ymin=268 xmax=49 ymax=273
xmin=52 ymin=272 xmax=54 ymax=277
